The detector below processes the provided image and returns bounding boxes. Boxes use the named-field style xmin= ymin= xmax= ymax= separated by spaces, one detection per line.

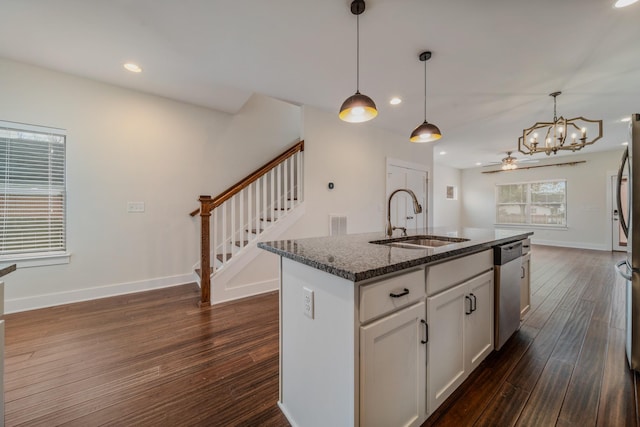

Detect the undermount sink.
xmin=370 ymin=235 xmax=470 ymax=249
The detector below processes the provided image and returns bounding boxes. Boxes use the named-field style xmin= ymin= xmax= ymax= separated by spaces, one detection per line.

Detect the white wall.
xmin=285 ymin=105 xmax=435 ymax=238
xmin=0 ymin=58 xmax=300 ymax=312
xmin=433 ymin=163 xmax=462 ymax=228
xmin=461 ymin=149 xmax=624 ymax=250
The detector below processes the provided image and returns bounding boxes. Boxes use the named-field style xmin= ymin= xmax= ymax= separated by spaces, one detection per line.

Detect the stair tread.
xmin=234 ymin=240 xmax=249 ymax=247
xmin=216 ymin=253 xmax=234 ymax=263
xmin=195 ymin=267 xmax=214 ymax=278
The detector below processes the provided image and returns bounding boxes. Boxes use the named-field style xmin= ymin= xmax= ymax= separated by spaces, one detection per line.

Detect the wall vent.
xmin=329 ymin=215 xmax=347 ymax=236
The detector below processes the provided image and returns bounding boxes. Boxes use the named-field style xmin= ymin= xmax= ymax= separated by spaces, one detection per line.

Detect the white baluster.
xmin=271 ymin=169 xmax=275 ymax=226
xmin=277 ymin=163 xmax=282 ymax=217
xmin=231 ymin=195 xmax=236 ymax=256
xmin=284 ymin=158 xmax=289 ymax=214
xmin=289 ymin=156 xmax=295 ymax=207
xmin=222 ymin=202 xmax=227 ymax=263
xmin=247 ymin=183 xmax=252 ymax=243
xmin=238 ymin=189 xmax=246 ymax=249
xmin=297 ymin=151 xmax=302 ymax=202
xmin=256 ymin=177 xmax=261 ymax=239
xmin=212 ymin=207 xmax=217 ymax=272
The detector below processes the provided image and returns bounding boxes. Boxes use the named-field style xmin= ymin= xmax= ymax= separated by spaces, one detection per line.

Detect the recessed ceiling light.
xmin=614 ymin=0 xmax=638 ymax=7
xmin=621 ymin=116 xmax=632 ymax=122
xmin=390 ymin=97 xmax=402 ymax=105
xmin=623 ymin=141 xmax=629 ymax=146
xmin=475 ymin=162 xmax=482 ymax=166
xmin=439 ymin=151 xmax=446 ymax=155
xmin=123 ymin=63 xmax=142 ymax=73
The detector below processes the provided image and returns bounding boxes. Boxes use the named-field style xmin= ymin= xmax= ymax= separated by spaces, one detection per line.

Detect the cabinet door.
xmin=465 ymin=271 xmax=494 ymax=372
xmin=520 ymin=253 xmax=531 ymax=319
xmin=426 ymin=284 xmax=466 ymax=415
xmin=360 ymin=301 xmax=426 ymax=427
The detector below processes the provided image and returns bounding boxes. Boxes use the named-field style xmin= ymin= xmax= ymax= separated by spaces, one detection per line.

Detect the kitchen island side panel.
xmin=280 ymin=257 xmax=358 ymax=427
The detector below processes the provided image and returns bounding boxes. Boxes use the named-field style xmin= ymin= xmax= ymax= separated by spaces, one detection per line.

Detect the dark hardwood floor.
xmin=424 ymin=246 xmax=638 ymax=427
xmin=3 ymin=245 xmax=638 ymax=426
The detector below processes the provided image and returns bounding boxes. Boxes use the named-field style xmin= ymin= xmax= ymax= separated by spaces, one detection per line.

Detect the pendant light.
xmin=410 ymin=51 xmax=442 ymax=143
xmin=339 ymin=0 xmax=378 ymax=123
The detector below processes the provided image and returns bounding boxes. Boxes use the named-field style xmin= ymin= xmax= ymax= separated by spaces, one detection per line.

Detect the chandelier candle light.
xmin=518 ymin=91 xmax=603 ymax=156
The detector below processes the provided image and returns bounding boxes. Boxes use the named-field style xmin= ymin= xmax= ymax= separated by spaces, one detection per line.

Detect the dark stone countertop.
xmin=258 ymin=227 xmax=533 ymax=282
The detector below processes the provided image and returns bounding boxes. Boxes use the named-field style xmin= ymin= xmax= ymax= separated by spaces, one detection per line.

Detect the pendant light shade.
xmin=410 ymin=51 xmax=441 ymax=143
xmin=410 ymin=121 xmax=442 ymax=143
xmin=339 ymin=92 xmax=378 ymax=123
xmin=339 ymin=0 xmax=377 ymax=123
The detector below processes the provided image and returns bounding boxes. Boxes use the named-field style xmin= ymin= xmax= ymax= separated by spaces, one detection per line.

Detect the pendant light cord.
xmin=356 ymin=13 xmax=360 ymax=93
xmin=553 ymin=94 xmax=557 ymax=121
xmin=423 ymin=57 xmax=427 ymax=121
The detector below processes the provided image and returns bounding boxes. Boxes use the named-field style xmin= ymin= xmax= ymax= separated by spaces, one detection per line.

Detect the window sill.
xmin=495 ymin=223 xmax=568 ymax=231
xmin=0 ymin=252 xmax=71 ymax=269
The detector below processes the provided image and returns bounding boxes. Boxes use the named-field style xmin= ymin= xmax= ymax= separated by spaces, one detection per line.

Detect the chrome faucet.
xmin=386 ymin=189 xmax=423 ymax=237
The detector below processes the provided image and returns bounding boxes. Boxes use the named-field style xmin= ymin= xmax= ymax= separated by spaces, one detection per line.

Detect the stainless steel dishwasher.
xmin=494 ymin=241 xmax=523 ymax=350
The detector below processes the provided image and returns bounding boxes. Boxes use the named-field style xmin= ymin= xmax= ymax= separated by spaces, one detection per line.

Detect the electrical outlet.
xmin=303 ymin=287 xmax=314 ymax=319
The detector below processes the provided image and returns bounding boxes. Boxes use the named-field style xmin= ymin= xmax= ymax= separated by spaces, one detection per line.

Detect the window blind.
xmin=0 ymin=121 xmax=66 ymax=257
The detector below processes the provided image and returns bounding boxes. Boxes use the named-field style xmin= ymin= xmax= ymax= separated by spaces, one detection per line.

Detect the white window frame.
xmin=0 ymin=120 xmax=70 ymax=268
xmin=495 ymin=179 xmax=567 ymax=228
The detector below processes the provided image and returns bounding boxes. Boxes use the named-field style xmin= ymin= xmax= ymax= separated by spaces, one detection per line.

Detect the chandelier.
xmin=501 ymin=152 xmax=518 ymax=170
xmin=518 ymin=91 xmax=603 ymax=156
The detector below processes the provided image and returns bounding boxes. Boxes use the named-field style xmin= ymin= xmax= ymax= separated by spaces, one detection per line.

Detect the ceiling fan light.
xmin=339 ymin=92 xmax=378 ymax=123
xmin=410 ymin=121 xmax=442 ymax=143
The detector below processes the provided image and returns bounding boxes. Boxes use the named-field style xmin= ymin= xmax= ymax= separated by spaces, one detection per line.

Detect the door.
xmin=465 ymin=271 xmax=494 ymax=372
xmin=612 ymin=174 xmax=628 ymax=251
xmin=426 ymin=283 xmax=466 ymax=415
xmin=360 ymin=301 xmax=426 ymax=427
xmin=387 ymin=162 xmax=428 ymax=234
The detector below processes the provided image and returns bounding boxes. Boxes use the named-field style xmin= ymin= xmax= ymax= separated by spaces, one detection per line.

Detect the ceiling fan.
xmin=484 ymin=151 xmax=539 ymax=170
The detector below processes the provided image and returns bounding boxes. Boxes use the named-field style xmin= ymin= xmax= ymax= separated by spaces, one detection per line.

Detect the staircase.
xmin=191 ymin=140 xmax=305 ymax=304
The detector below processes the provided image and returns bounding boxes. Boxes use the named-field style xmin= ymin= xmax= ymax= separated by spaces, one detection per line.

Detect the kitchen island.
xmin=259 ymin=227 xmax=533 ymax=427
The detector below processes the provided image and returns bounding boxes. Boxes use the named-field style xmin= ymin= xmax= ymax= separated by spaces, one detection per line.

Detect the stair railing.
xmin=191 ymin=140 xmax=304 ymax=304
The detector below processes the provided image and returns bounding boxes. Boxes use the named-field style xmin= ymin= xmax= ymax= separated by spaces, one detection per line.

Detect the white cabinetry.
xmin=425 ymin=250 xmax=494 ymax=414
xmin=360 ymin=301 xmax=426 ymax=427
xmin=279 ymin=259 xmax=427 ymax=427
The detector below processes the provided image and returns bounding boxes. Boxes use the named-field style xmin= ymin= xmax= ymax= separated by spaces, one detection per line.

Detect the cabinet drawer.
xmin=427 ymin=249 xmax=492 ymax=296
xmin=360 ymin=269 xmax=425 ymax=323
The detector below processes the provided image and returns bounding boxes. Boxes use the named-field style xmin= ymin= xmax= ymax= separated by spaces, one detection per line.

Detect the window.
xmin=0 ymin=121 xmax=67 ymax=262
xmin=496 ymin=180 xmax=566 ymax=226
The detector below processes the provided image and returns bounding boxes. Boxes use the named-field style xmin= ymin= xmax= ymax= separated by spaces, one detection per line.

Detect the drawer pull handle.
xmin=465 ymin=295 xmax=472 ymax=315
xmin=421 ymin=319 xmax=428 ymax=344
xmin=470 ymin=293 xmax=477 ymax=313
xmin=389 ymin=288 xmax=410 ymax=298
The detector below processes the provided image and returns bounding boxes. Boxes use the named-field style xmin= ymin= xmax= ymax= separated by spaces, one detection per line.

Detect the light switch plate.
xmin=127 ymin=202 xmax=145 ymax=213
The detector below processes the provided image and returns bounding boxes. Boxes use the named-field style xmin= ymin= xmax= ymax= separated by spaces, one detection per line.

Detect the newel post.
xmin=199 ymin=195 xmax=212 ymax=305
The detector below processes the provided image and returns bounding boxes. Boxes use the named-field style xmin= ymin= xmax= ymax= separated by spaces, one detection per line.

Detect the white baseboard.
xmin=531 ymin=239 xmax=608 ymax=251
xmin=5 ymin=273 xmax=195 ymax=314
xmin=211 ymin=277 xmax=279 ymax=305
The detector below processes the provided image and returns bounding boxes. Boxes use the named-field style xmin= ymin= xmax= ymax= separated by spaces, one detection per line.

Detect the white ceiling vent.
xmin=329 ymin=215 xmax=347 ymax=236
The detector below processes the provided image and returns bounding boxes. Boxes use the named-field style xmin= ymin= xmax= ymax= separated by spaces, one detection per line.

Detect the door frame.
xmin=386 ymin=158 xmax=430 ymax=229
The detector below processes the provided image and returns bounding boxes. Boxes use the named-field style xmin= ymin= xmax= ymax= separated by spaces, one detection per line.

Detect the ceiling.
xmin=1 ymin=0 xmax=639 ymax=169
